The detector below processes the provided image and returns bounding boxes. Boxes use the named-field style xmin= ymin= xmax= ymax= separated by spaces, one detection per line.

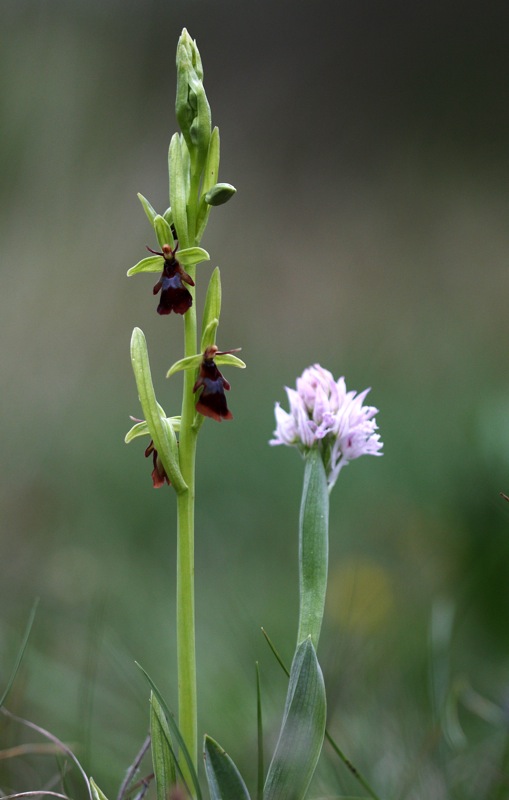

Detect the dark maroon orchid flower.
xmin=148 ymin=243 xmax=195 ymax=315
xmin=145 ymin=440 xmax=171 ymax=488
xmin=193 ymin=345 xmax=235 ymax=422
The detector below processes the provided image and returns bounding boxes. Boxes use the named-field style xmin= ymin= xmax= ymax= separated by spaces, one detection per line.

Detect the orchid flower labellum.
xmin=148 ymin=243 xmax=195 ymax=316
xmin=193 ymin=345 xmax=240 ymax=422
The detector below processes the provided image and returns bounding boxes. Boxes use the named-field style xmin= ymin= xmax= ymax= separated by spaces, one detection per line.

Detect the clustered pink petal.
xmin=270 ymin=364 xmax=383 ymax=489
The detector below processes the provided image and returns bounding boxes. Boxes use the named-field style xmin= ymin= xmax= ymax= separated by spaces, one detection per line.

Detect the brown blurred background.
xmin=2 ymin=1 xmax=509 ymax=797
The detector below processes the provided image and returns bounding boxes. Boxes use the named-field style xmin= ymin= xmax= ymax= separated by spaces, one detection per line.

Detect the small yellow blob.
xmin=326 ymin=559 xmax=394 ymax=634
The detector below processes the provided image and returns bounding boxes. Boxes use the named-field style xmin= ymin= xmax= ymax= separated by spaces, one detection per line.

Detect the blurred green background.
xmin=2 ymin=1 xmax=509 ymax=797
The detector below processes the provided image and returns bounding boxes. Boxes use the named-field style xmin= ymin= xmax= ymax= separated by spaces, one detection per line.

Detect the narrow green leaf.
xmin=167 ymin=353 xmax=202 ymax=379
xmin=204 ymin=735 xmax=251 ymax=800
xmin=169 ymin=133 xmax=189 ymax=247
xmin=154 ymin=214 xmax=175 ymax=250
xmin=1 ymin=598 xmax=39 ymax=708
xmin=200 ymin=267 xmax=221 ymax=351
xmin=150 ymin=692 xmax=177 ymax=799
xmin=263 ymin=639 xmax=326 ymax=800
xmin=136 ymin=662 xmax=202 ymax=800
xmin=90 ymin=778 xmax=110 ymax=800
xmin=297 ymin=449 xmax=329 ymax=649
xmin=177 ymin=246 xmax=210 ymax=267
xmin=137 ymin=192 xmax=158 ymax=225
xmin=127 ymin=255 xmax=164 ymax=277
xmin=130 ymin=328 xmax=187 ymax=494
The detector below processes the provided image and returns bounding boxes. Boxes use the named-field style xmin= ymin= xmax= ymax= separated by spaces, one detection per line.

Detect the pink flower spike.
xmin=270 ymin=364 xmax=383 ymax=490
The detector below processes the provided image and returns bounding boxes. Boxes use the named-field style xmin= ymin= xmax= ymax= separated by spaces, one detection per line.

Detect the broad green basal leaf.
xmin=204 ymin=735 xmax=251 ymax=800
xmin=263 ymin=638 xmax=326 ymax=800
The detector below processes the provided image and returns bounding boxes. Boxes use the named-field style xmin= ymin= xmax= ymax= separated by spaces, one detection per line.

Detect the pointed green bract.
xmin=204 ymin=735 xmax=251 ymax=800
xmin=137 ymin=192 xmax=158 ymax=225
xmin=263 ymin=639 xmax=326 ymax=800
xmin=127 ymin=255 xmax=164 ymax=277
xmin=90 ymin=779 xmax=110 ymax=800
xmin=169 ymin=133 xmax=190 ymax=247
xmin=154 ymin=214 xmax=175 ymax=250
xmin=201 ymin=267 xmax=221 ymax=350
xmin=150 ymin=691 xmax=178 ymax=799
xmin=130 ymin=327 xmax=187 ymax=494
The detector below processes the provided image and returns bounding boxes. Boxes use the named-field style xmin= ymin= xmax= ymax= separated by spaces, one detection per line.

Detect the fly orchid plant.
xmin=95 ymin=28 xmax=383 ymax=800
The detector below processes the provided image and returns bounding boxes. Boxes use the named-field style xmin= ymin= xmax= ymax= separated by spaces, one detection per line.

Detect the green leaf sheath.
xmin=263 ymin=639 xmax=326 ymax=800
xmin=297 ymin=449 xmax=329 ymax=650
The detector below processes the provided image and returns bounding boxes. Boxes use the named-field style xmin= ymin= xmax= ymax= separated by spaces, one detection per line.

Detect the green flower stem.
xmin=176 ymin=264 xmax=199 ymax=782
xmin=297 ymin=448 xmax=329 ymax=650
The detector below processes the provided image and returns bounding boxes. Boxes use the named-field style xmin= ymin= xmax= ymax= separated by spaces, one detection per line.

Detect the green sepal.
xmin=214 ymin=353 xmax=246 ymax=369
xmin=127 ymin=256 xmax=163 ymax=277
xmin=90 ymin=779 xmax=110 ymax=800
xmin=154 ymin=214 xmax=175 ymax=250
xmin=130 ymin=327 xmax=187 ymax=494
xmin=263 ymin=638 xmax=326 ymax=800
xmin=204 ymin=735 xmax=251 ymax=800
xmin=177 ymin=246 xmax=210 ymax=267
xmin=169 ymin=133 xmax=189 ymax=248
xmin=163 ymin=206 xmax=173 ymax=225
xmin=150 ymin=691 xmax=177 ymax=800
xmin=205 ymin=182 xmax=236 ymax=207
xmin=167 ymin=351 xmax=245 ymax=379
xmin=200 ymin=267 xmax=221 ymax=351
xmin=125 ymin=416 xmax=181 ymax=444
xmin=137 ymin=192 xmax=158 ymax=225
xmin=167 ymin=354 xmax=203 ymax=379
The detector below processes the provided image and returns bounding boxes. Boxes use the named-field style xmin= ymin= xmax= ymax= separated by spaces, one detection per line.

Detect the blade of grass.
xmin=0 ymin=708 xmax=93 ymax=800
xmin=255 ymin=662 xmax=264 ymax=800
xmin=0 ymin=598 xmax=39 ymax=708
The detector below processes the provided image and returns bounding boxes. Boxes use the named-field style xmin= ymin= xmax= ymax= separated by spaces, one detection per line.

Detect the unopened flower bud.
xmin=175 ymin=29 xmax=211 ymax=167
xmin=204 ymin=183 xmax=237 ymax=207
